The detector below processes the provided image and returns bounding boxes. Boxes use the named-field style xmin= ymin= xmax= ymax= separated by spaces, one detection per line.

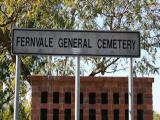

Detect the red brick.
xmin=30 ymin=76 xmax=154 ymax=120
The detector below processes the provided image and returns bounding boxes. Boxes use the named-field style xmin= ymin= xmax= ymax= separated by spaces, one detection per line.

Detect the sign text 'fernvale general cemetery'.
xmin=12 ymin=29 xmax=140 ymax=57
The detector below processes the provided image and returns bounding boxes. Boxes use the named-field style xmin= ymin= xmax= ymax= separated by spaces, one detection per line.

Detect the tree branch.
xmin=89 ymin=58 xmax=120 ymax=76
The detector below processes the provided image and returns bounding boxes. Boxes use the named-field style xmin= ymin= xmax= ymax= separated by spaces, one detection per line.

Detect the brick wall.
xmin=30 ymin=76 xmax=154 ymax=120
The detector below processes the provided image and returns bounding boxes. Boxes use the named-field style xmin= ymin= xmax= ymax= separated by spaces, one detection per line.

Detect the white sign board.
xmin=12 ymin=29 xmax=140 ymax=57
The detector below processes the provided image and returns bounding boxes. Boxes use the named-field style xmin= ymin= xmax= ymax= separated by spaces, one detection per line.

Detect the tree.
xmin=0 ymin=0 xmax=77 ymax=119
xmin=72 ymin=0 xmax=160 ymax=76
xmin=0 ymin=0 xmax=160 ymax=119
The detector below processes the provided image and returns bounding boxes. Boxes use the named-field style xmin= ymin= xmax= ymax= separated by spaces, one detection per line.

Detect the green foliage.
xmin=73 ymin=0 xmax=160 ymax=76
xmin=18 ymin=99 xmax=31 ymax=120
xmin=1 ymin=104 xmax=13 ymax=120
xmin=153 ymin=111 xmax=160 ymax=120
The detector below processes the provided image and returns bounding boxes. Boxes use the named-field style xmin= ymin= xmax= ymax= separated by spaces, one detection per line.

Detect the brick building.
xmin=30 ymin=76 xmax=154 ymax=120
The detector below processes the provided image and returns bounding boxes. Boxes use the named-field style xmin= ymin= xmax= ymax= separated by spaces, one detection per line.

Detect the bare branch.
xmin=89 ymin=58 xmax=120 ymax=76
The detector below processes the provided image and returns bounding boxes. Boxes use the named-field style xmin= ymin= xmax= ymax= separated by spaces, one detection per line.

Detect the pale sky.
xmin=153 ymin=74 xmax=160 ymax=113
xmin=152 ymin=48 xmax=160 ymax=113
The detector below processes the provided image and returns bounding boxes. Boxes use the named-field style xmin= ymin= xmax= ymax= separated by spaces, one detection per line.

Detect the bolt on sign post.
xmin=12 ymin=28 xmax=140 ymax=120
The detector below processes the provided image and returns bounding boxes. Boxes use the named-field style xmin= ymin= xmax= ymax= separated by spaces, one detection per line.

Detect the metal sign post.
xmin=129 ymin=57 xmax=134 ymax=120
xmin=14 ymin=55 xmax=20 ymax=120
xmin=75 ymin=56 xmax=80 ymax=120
